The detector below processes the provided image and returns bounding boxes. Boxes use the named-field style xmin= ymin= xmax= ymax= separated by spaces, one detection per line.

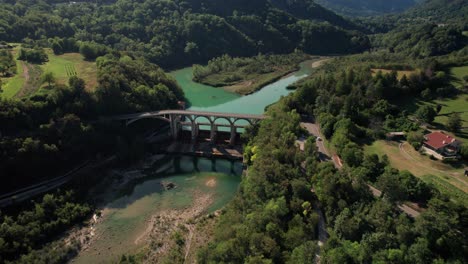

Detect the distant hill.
xmin=0 ymin=0 xmax=370 ymax=68
xmin=316 ymin=0 xmax=420 ymax=16
xmin=403 ymin=0 xmax=468 ymax=23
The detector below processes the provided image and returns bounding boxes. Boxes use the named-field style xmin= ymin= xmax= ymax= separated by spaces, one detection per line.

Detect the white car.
xmin=316 ymin=137 xmax=322 ymax=141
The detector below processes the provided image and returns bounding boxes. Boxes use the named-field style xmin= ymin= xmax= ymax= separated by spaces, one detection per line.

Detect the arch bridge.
xmin=101 ymin=110 xmax=266 ymax=145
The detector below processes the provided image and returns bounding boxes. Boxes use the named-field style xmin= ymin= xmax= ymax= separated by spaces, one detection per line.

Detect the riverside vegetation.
xmin=0 ymin=0 xmax=467 ymax=263
xmin=192 ymin=52 xmax=310 ymax=94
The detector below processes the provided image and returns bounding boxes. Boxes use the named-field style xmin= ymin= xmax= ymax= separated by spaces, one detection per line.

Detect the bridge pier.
xmin=110 ymin=110 xmax=265 ymax=144
xmin=230 ymin=126 xmax=237 ymax=145
xmin=210 ymin=124 xmax=217 ymax=143
xmin=191 ymin=123 xmax=199 ymax=142
xmin=170 ymin=114 xmax=181 ymax=140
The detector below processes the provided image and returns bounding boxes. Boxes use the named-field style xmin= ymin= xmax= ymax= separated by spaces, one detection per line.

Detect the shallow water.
xmin=74 ymin=156 xmax=242 ymax=263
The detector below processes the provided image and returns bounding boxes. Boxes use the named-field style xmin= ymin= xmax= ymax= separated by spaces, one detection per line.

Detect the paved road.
xmin=300 ymin=121 xmax=421 ymax=218
xmin=300 ymin=121 xmax=329 ymax=249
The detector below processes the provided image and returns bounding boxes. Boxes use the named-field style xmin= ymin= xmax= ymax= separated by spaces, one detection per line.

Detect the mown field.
xmin=450 ymin=65 xmax=468 ymax=88
xmin=1 ymin=48 xmax=97 ymax=98
xmin=397 ymin=65 xmax=468 ymax=144
xmin=2 ymin=55 xmax=25 ymax=98
xmin=365 ymin=140 xmax=468 ymax=207
xmin=41 ymin=49 xmax=97 ymax=91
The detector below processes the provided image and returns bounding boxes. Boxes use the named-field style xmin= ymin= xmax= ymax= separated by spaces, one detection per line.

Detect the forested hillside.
xmin=316 ymin=0 xmax=419 ymax=16
xmin=0 ymin=0 xmax=369 ymax=68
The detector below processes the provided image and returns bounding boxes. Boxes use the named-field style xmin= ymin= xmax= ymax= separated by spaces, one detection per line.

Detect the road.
xmin=0 ymin=156 xmax=117 ymax=208
xmin=0 ymin=161 xmax=91 ymax=207
xmin=300 ymin=121 xmax=421 ymax=218
xmin=102 ymin=109 xmax=266 ymax=122
xmin=299 ymin=121 xmax=329 ymax=251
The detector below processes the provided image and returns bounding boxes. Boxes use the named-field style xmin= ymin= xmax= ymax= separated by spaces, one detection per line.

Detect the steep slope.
xmin=0 ymin=0 xmax=370 ymax=68
xmin=403 ymin=0 xmax=468 ymax=23
xmin=316 ymin=0 xmax=419 ymax=16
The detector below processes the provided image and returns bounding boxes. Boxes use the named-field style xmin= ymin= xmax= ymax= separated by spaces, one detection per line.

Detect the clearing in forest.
xmin=1 ymin=55 xmax=25 ymax=98
xmin=450 ymin=65 xmax=468 ymax=88
xmin=40 ymin=49 xmax=97 ymax=91
xmin=365 ymin=140 xmax=468 ymax=207
xmin=371 ymin=68 xmax=417 ymax=80
xmin=1 ymin=48 xmax=98 ymax=98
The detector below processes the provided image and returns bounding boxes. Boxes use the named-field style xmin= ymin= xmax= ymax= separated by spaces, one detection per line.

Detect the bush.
xmin=459 ymin=145 xmax=468 ymax=161
xmin=415 ymin=105 xmax=436 ymax=123
xmin=17 ymin=47 xmax=48 ymax=64
xmin=407 ymin=131 xmax=424 ymax=150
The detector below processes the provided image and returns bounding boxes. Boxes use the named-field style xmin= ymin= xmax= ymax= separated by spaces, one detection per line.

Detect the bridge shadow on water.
xmin=104 ymin=154 xmax=243 ymax=210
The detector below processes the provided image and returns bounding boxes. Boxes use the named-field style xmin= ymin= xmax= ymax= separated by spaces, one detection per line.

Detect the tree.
xmin=463 ymin=75 xmax=468 ymax=84
xmin=459 ymin=145 xmax=468 ymax=161
xmin=446 ymin=113 xmax=461 ymax=132
xmin=42 ymin=72 xmax=56 ymax=88
xmin=377 ymin=169 xmax=408 ymax=203
xmin=415 ymin=105 xmax=436 ymax=123
xmin=407 ymin=131 xmax=424 ymax=149
xmin=341 ymin=142 xmax=363 ymax=167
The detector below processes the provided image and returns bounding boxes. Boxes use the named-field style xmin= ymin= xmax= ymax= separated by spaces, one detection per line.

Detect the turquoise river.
xmin=74 ymin=60 xmax=316 ymax=263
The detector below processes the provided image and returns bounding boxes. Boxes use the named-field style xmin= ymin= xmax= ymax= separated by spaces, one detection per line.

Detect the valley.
xmin=0 ymin=0 xmax=467 ymax=263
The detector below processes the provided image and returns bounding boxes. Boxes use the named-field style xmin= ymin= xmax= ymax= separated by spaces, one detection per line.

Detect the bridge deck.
xmin=101 ymin=110 xmax=266 ymax=121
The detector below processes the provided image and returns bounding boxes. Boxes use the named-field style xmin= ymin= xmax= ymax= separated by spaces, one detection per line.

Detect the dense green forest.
xmin=0 ymin=0 xmax=467 ymax=263
xmin=0 ymin=53 xmax=183 ymax=194
xmin=0 ymin=191 xmax=91 ymax=263
xmin=199 ymin=54 xmax=468 ymax=263
xmin=316 ymin=0 xmax=419 ymax=16
xmin=0 ymin=0 xmax=369 ymax=68
xmin=198 ymin=105 xmax=321 ymax=263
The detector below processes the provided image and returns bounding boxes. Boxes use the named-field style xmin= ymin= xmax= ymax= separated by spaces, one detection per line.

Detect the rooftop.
xmin=424 ymin=131 xmax=458 ymax=150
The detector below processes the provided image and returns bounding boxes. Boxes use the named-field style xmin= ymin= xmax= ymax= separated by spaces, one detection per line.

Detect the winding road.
xmin=300 ymin=120 xmax=421 ymax=218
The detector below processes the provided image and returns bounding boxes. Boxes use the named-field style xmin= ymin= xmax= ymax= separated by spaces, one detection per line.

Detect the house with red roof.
xmin=422 ymin=131 xmax=461 ymax=160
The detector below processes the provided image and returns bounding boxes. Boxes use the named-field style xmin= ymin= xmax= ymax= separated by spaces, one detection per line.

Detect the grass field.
xmin=1 ymin=48 xmax=97 ymax=98
xmin=40 ymin=49 xmax=97 ymax=92
xmin=399 ymin=95 xmax=468 ymax=141
xmin=2 ymin=58 xmax=25 ymax=98
xmin=397 ymin=65 xmax=468 ymax=144
xmin=450 ymin=65 xmax=468 ymax=88
xmin=365 ymin=140 xmax=468 ymax=206
xmin=371 ymin=68 xmax=417 ymax=80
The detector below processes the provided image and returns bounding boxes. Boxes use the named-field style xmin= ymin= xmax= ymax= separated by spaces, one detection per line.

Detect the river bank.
xmin=164 ymin=141 xmax=243 ymax=161
xmin=192 ymin=53 xmax=309 ymax=95
xmin=68 ymin=155 xmax=242 ymax=263
xmin=194 ymin=56 xmax=327 ymax=95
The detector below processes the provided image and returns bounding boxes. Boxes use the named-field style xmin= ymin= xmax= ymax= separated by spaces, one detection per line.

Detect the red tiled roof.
xmin=424 ymin=131 xmax=457 ymax=149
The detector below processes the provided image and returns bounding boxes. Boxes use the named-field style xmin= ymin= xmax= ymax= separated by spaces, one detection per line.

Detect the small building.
xmin=386 ymin=131 xmax=406 ymax=140
xmin=422 ymin=131 xmax=461 ymax=160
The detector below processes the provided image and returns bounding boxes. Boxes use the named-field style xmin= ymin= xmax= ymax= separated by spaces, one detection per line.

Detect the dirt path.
xmin=311 ymin=58 xmax=331 ymax=68
xmin=13 ymin=61 xmax=30 ymax=98
xmin=15 ymin=61 xmax=42 ymax=97
xmin=21 ymin=61 xmax=30 ymax=81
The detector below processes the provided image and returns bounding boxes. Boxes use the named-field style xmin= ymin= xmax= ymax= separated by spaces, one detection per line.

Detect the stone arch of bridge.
xmin=126 ymin=115 xmax=170 ymax=126
xmin=213 ymin=116 xmax=234 ymax=126
xmin=193 ymin=115 xmax=214 ymax=125
xmin=233 ymin=117 xmax=254 ymax=126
